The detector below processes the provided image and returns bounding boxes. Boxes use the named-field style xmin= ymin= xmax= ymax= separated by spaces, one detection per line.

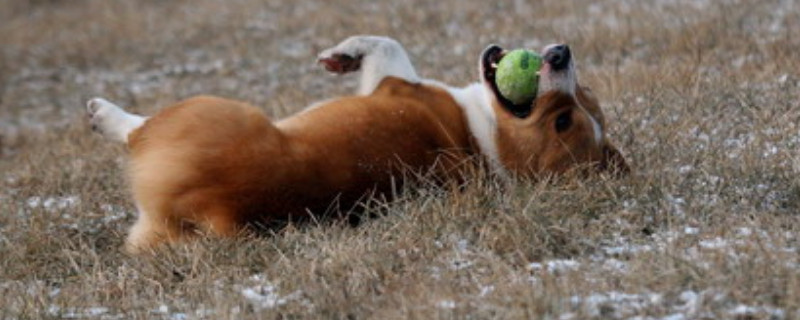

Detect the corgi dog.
xmin=86 ymin=36 xmax=627 ymax=253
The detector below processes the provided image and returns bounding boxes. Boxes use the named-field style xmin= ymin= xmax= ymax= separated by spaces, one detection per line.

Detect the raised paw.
xmin=318 ymin=53 xmax=362 ymax=74
xmin=317 ymin=36 xmax=388 ymax=74
xmin=86 ymin=97 xmax=144 ymax=143
xmin=317 ymin=36 xmax=419 ymax=95
xmin=317 ymin=46 xmax=364 ymax=74
xmin=87 ymin=98 xmax=118 ymax=133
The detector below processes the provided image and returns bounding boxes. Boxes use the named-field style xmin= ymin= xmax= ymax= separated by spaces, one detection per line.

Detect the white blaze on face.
xmin=586 ymin=108 xmax=604 ymax=145
xmin=537 ymin=44 xmax=602 ymax=146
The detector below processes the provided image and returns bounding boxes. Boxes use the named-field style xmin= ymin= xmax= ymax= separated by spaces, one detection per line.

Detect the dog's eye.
xmin=555 ymin=111 xmax=572 ymax=133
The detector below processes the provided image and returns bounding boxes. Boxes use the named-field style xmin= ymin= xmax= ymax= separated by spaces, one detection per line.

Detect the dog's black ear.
xmin=480 ymin=45 xmax=504 ymax=64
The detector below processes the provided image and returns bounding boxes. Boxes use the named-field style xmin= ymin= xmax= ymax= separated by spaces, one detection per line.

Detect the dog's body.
xmin=87 ymin=36 xmax=627 ymax=252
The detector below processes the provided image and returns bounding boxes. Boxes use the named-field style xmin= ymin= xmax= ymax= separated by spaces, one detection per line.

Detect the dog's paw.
xmin=86 ymin=97 xmax=138 ymax=142
xmin=87 ymin=98 xmax=114 ymax=133
xmin=318 ymin=43 xmax=364 ymax=74
xmin=318 ymin=53 xmax=363 ymax=74
xmin=318 ymin=36 xmax=382 ymax=74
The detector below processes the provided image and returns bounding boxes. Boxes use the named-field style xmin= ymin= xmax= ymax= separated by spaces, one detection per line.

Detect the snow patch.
xmin=26 ymin=195 xmax=80 ymax=212
xmin=728 ymin=304 xmax=786 ymax=319
xmin=570 ymin=291 xmax=662 ymax=318
xmin=528 ymin=259 xmax=581 ymax=273
xmin=436 ymin=300 xmax=456 ymax=309
xmin=238 ymin=274 xmax=306 ymax=311
xmin=48 ymin=306 xmax=122 ymax=319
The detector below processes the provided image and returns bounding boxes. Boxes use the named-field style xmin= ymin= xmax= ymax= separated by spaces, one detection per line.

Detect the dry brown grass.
xmin=1 ymin=0 xmax=799 ymax=318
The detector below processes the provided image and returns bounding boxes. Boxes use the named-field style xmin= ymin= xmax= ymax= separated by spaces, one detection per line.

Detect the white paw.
xmin=86 ymin=98 xmax=144 ymax=143
xmin=87 ymin=97 xmax=117 ymax=134
xmin=86 ymin=97 xmax=113 ymax=115
xmin=317 ymin=37 xmax=369 ymax=74
xmin=317 ymin=36 xmax=419 ymax=95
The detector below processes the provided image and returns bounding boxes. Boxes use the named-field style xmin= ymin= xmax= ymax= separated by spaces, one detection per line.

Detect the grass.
xmin=1 ymin=0 xmax=799 ymax=318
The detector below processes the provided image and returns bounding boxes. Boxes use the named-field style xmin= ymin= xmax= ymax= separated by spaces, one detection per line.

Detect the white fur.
xmin=454 ymin=84 xmax=509 ymax=179
xmin=588 ymin=110 xmax=603 ymax=145
xmin=571 ymin=101 xmax=604 ymax=146
xmin=86 ymin=98 xmax=146 ymax=143
xmin=537 ymin=44 xmax=602 ymax=145
xmin=125 ymin=207 xmax=154 ymax=249
xmin=422 ymin=80 xmax=507 ymax=178
xmin=318 ymin=35 xmax=420 ymax=95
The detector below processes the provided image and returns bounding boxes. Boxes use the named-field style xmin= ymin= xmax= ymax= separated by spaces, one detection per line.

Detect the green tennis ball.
xmin=496 ymin=49 xmax=542 ymax=105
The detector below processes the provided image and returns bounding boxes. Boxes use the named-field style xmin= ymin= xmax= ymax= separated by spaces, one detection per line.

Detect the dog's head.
xmin=480 ymin=44 xmax=628 ymax=176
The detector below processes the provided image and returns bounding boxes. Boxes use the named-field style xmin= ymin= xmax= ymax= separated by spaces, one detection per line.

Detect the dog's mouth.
xmin=481 ymin=44 xmax=575 ymax=119
xmin=481 ymin=45 xmax=534 ymax=118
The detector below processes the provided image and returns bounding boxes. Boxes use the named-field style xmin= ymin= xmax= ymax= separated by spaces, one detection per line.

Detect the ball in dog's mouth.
xmin=481 ymin=45 xmax=535 ymax=118
xmin=495 ymin=49 xmax=541 ymax=105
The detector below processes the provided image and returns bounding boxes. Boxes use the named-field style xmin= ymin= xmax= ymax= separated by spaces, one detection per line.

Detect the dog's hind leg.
xmin=86 ymin=98 xmax=146 ymax=143
xmin=317 ymin=36 xmax=420 ymax=95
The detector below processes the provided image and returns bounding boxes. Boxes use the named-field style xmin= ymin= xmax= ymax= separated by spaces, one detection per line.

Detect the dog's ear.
xmin=598 ymin=142 xmax=629 ymax=175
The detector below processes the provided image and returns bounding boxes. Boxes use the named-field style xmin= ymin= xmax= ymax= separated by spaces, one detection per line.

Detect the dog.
xmin=86 ymin=36 xmax=627 ymax=253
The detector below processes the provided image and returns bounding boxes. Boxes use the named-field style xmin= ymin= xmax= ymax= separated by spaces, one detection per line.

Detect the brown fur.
xmin=495 ymin=86 xmax=628 ymax=175
xmin=124 ymin=77 xmax=476 ymax=252
xmin=122 ymin=77 xmax=626 ymax=253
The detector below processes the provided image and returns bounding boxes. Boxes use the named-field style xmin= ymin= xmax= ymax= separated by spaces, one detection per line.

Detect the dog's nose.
xmin=544 ymin=45 xmax=571 ymax=71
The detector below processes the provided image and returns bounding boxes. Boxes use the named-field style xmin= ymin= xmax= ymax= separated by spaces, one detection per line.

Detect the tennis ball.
xmin=495 ymin=49 xmax=542 ymax=105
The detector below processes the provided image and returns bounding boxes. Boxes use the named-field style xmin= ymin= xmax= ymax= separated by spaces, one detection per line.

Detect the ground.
xmin=1 ymin=0 xmax=799 ymax=319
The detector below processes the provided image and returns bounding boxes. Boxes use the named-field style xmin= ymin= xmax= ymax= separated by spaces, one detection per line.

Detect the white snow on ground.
xmin=528 ymin=259 xmax=581 ymax=274
xmin=478 ymin=285 xmax=495 ymax=297
xmin=600 ymin=258 xmax=629 ymax=273
xmin=4 ymin=163 xmax=796 ymax=312
xmin=47 ymin=306 xmax=123 ymax=319
xmin=697 ymin=237 xmax=732 ymax=250
xmin=26 ymin=195 xmax=80 ymax=212
xmin=13 ymin=194 xmax=135 ymax=233
xmin=567 ymin=291 xmax=663 ymax=319
xmin=5 ymin=172 xmax=796 ymax=319
xmin=47 ymin=304 xmax=221 ymax=320
xmin=527 ymin=223 xmax=798 ymax=319
xmin=450 ymin=258 xmax=475 ymax=271
xmin=563 ymin=288 xmax=788 ymax=320
xmin=683 ymin=227 xmax=699 ymax=235
xmin=434 ymin=237 xmax=482 ymax=272
xmin=1 ymin=274 xmax=313 ymax=317
xmin=729 ymin=304 xmax=786 ymax=319
xmin=429 ymin=217 xmax=798 ymax=319
xmin=98 ymin=204 xmax=130 ymax=223
xmin=238 ymin=274 xmax=307 ymax=311
xmin=149 ymin=304 xmax=217 ymax=320
xmin=437 ymin=300 xmax=457 ymax=309
xmin=241 ymin=285 xmax=300 ymax=310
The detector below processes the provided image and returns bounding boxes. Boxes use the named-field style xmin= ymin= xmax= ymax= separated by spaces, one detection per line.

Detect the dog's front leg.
xmin=318 ymin=36 xmax=420 ymax=95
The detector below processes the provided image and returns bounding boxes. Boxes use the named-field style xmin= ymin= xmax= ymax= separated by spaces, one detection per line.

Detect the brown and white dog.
xmin=86 ymin=36 xmax=627 ymax=253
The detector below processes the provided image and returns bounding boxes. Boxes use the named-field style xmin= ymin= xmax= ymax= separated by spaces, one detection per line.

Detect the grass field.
xmin=1 ymin=0 xmax=799 ymax=318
